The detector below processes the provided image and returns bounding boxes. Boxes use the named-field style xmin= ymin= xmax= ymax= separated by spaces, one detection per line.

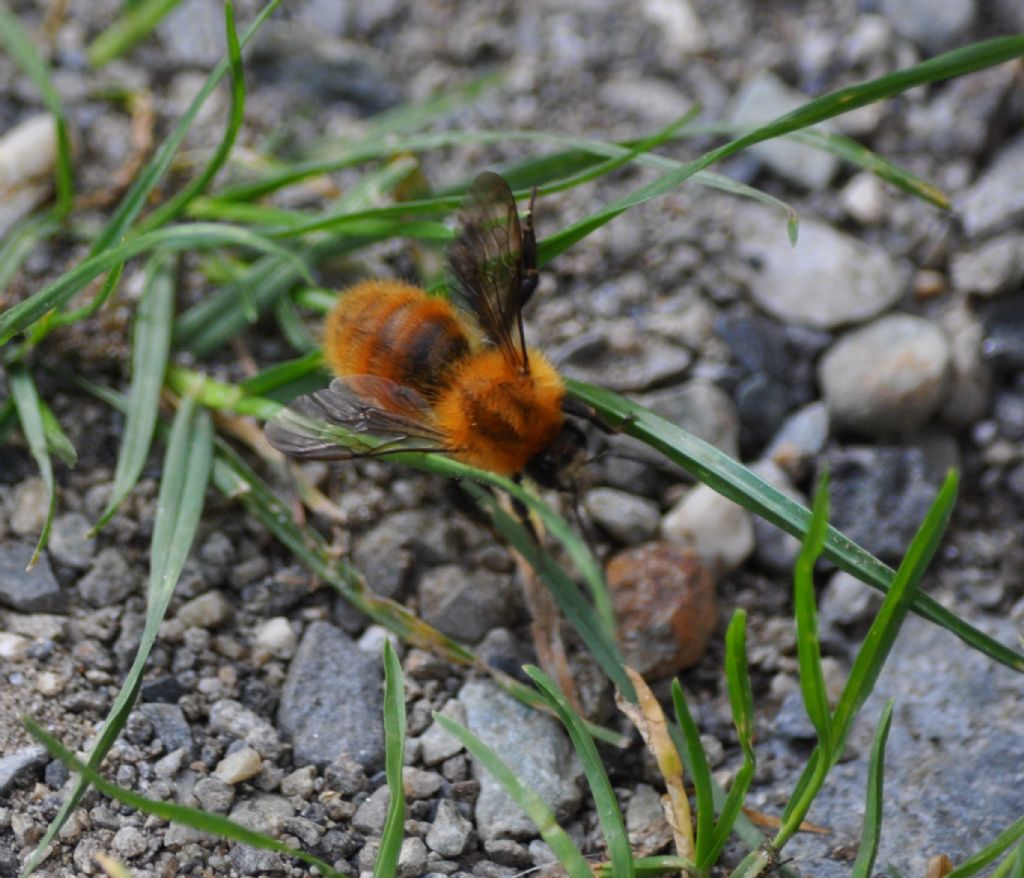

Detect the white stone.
xmin=661 ymin=483 xmax=755 ymax=575
xmin=214 ymin=747 xmax=263 ymax=784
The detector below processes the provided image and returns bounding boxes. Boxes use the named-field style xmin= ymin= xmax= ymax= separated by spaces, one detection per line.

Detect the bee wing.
xmin=447 ymin=171 xmax=532 ymax=369
xmin=265 ymin=376 xmax=448 ymax=460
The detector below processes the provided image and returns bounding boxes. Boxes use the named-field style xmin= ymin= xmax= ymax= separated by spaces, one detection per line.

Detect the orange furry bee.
xmin=266 ymin=172 xmax=580 ymax=481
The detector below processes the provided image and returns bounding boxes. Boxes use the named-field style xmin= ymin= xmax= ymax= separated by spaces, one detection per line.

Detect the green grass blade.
xmin=136 ymin=0 xmax=246 ymax=232
xmin=793 ymin=475 xmax=833 ymax=752
xmin=23 ymin=718 xmax=345 ymax=878
xmin=92 ymin=253 xmax=176 ymax=534
xmin=0 ymin=2 xmax=74 ymax=214
xmin=567 ymin=379 xmax=1024 ymax=674
xmin=273 ymin=293 xmax=318 ymax=354
xmin=526 ymin=666 xmax=634 ymax=878
xmin=946 ymin=818 xmax=1024 ymax=878
xmin=778 ymin=471 xmax=958 ymax=844
xmin=671 ymin=681 xmax=714 ymax=865
xmin=374 ymin=640 xmax=407 ymax=878
xmin=0 ymin=222 xmax=310 ymax=343
xmin=8 ymin=368 xmax=57 ymax=567
xmin=0 ymin=210 xmax=62 ymax=293
xmin=465 ymin=482 xmax=632 ymax=700
xmin=433 ymin=713 xmax=594 ymax=878
xmin=706 ymin=610 xmax=756 ymax=865
xmin=87 ymin=0 xmax=280 ymax=256
xmin=1011 ymin=843 xmax=1024 ymax=878
xmin=238 ymin=351 xmax=325 ymax=397
xmin=38 ymin=399 xmax=77 ymax=467
xmin=20 ymin=396 xmax=212 ymax=875
xmin=87 ymin=0 xmax=182 ymax=68
xmin=850 ymin=700 xmax=894 ymax=878
xmin=47 ymin=263 xmax=125 ymax=331
xmin=539 ymin=36 xmax=1024 ymax=263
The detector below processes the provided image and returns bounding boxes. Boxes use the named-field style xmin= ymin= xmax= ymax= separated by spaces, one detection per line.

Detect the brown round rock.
xmin=606 ymin=542 xmax=717 ymax=679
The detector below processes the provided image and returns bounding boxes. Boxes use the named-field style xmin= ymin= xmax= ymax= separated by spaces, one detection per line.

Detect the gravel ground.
xmin=2 ymin=2 xmax=1024 ymax=877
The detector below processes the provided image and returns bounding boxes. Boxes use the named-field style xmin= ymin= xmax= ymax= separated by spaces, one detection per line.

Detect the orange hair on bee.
xmin=323 ymin=280 xmax=474 ymax=400
xmin=434 ymin=347 xmax=565 ymax=475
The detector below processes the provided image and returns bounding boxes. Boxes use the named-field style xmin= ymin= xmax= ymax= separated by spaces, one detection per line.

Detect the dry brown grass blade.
xmin=617 ymin=667 xmax=695 ymax=860
xmin=742 ymin=807 xmax=830 ymax=835
xmin=76 ymin=90 xmax=155 ymax=210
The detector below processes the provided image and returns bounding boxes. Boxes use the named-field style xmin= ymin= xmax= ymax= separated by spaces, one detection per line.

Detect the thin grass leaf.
xmin=1011 ymin=843 xmax=1024 ymax=878
xmin=793 ymin=475 xmax=833 ymax=752
xmin=8 ymin=368 xmax=57 ymax=567
xmin=0 ymin=222 xmax=310 ymax=344
xmin=21 ymin=397 xmax=212 ymax=875
xmin=567 ymin=379 xmax=1024 ymax=674
xmin=24 ymin=718 xmax=345 ymax=878
xmin=87 ymin=0 xmax=182 ymax=67
xmin=273 ymin=293 xmax=317 ymax=353
xmin=37 ymin=399 xmax=77 ymax=467
xmin=671 ymin=680 xmax=714 ymax=865
xmin=465 ymin=481 xmax=632 ymax=700
xmin=850 ymin=700 xmax=894 ymax=878
xmin=87 ymin=0 xmax=280 ymax=257
xmin=46 ymin=262 xmax=125 ymax=332
xmin=0 ymin=2 xmax=74 ymax=214
xmin=374 ymin=640 xmax=407 ymax=878
xmin=0 ymin=210 xmax=61 ymax=294
xmin=136 ymin=0 xmax=245 ymax=232
xmin=539 ymin=36 xmax=1024 ymax=264
xmin=92 ymin=253 xmax=176 ymax=534
xmin=706 ymin=610 xmax=756 ymax=866
xmin=527 ymin=666 xmax=635 ymax=878
xmin=946 ymin=818 xmax=1024 ymax=878
xmin=0 ymin=396 xmax=16 ymax=444
xmin=433 ymin=712 xmax=594 ymax=878
xmin=238 ymin=351 xmax=325 ymax=397
xmin=595 ymin=855 xmax=702 ymax=878
xmin=777 ymin=471 xmax=958 ymax=847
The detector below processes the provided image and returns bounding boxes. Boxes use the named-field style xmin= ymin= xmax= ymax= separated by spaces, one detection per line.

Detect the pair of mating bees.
xmin=266 ymin=172 xmax=590 ymax=484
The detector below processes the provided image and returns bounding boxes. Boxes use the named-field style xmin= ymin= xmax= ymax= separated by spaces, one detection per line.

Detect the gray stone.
xmin=982 ymin=295 xmax=1024 ymax=370
xmin=228 ymin=793 xmax=294 ymax=836
xmin=111 ymin=826 xmax=147 ymax=858
xmin=352 ymin=785 xmax=391 ymax=834
xmin=48 ymin=512 xmax=96 ymax=569
xmin=138 ymin=703 xmax=193 ymax=755
xmin=636 ymin=379 xmax=741 ymax=459
xmin=729 ymin=72 xmax=838 ymax=190
xmin=419 ymin=566 xmax=519 ymax=644
xmin=939 ymin=300 xmax=991 ymax=427
xmin=78 ymin=547 xmax=136 ymax=607
xmin=557 ymin=330 xmax=691 ymax=393
xmin=661 ymin=483 xmax=755 ymax=576
xmin=749 ymin=461 xmax=805 ymax=575
xmin=278 ymin=621 xmax=385 ymax=770
xmin=421 ymin=702 xmax=467 ymax=766
xmin=600 ymin=76 xmax=695 ymax=126
xmin=734 ymin=204 xmax=908 ymax=329
xmin=880 ymin=0 xmax=975 ymax=53
xmin=779 ymin=616 xmax=1024 ymax=878
xmin=819 ymin=315 xmax=952 ymax=436
xmin=156 ymin=0 xmax=226 ymax=67
xmin=403 ymin=766 xmax=443 ymax=799
xmin=950 ymin=235 xmax=1024 ymax=298
xmin=398 ymin=836 xmax=429 ymax=878
xmin=459 ymin=679 xmax=583 ymax=840
xmin=208 ymin=699 xmax=282 ymax=760
xmin=764 ymin=402 xmax=830 ymax=481
xmin=819 ymin=446 xmax=941 ymax=563
xmin=0 ymin=745 xmax=47 ymax=795
xmin=0 ymin=542 xmax=62 ymax=612
xmin=958 ymin=135 xmax=1024 ymax=238
xmin=427 ymin=799 xmax=473 ymax=857
xmin=176 ymin=590 xmax=232 ymax=628
xmin=820 ymin=570 xmax=882 ymax=629
xmin=584 ymin=488 xmax=660 ymax=545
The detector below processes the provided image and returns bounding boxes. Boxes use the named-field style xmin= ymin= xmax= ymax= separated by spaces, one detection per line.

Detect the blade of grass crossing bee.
xmin=374 ymin=641 xmax=407 ymax=878
xmin=850 ymin=700 xmax=894 ymax=878
xmin=8 ymin=368 xmax=58 ymax=568
xmin=567 ymin=379 xmax=1024 ymax=675
xmin=22 ymin=396 xmax=213 ymax=875
xmin=92 ymin=253 xmax=177 ymax=534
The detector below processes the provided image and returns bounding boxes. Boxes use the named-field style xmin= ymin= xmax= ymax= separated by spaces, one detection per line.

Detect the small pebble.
xmin=280 ymin=765 xmax=316 ymax=799
xmin=661 ymin=484 xmax=755 ymax=575
xmin=78 ymin=548 xmax=135 ymax=608
xmin=253 ymin=616 xmax=296 ymax=659
xmin=214 ymin=746 xmax=263 ymax=784
xmin=584 ymin=488 xmax=661 ymax=545
xmin=403 ymin=766 xmax=444 ymax=799
xmin=426 ymin=799 xmax=473 ymax=857
xmin=177 ymin=590 xmax=232 ymax=628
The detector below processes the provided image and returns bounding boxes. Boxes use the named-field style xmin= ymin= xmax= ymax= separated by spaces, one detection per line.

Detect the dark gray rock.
xmin=459 ymin=679 xmax=583 ymax=840
xmin=0 ymin=745 xmax=47 ymax=795
xmin=0 ymin=542 xmax=63 ymax=612
xmin=419 ymin=565 xmax=520 ymax=644
xmin=277 ymin=621 xmax=384 ymax=770
xmin=137 ymin=703 xmax=193 ymax=755
xmin=982 ymin=295 xmax=1024 ymax=371
xmin=78 ymin=547 xmax=136 ymax=607
xmin=820 ymin=446 xmax=942 ymax=563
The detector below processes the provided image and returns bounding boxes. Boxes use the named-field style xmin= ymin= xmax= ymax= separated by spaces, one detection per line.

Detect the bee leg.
xmin=520 ymin=187 xmax=539 ymax=307
xmin=562 ymin=396 xmax=619 ymax=435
